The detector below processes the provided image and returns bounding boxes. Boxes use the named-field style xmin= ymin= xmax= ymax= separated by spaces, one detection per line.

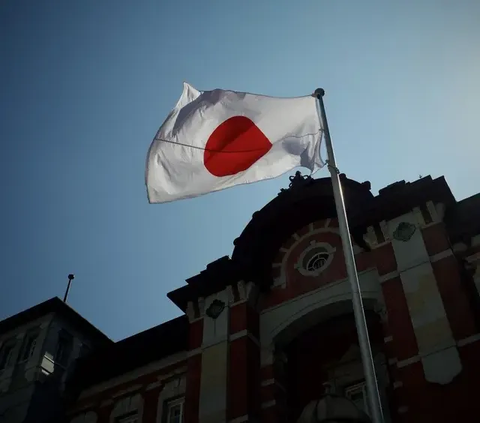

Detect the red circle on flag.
xmin=204 ymin=116 xmax=272 ymax=177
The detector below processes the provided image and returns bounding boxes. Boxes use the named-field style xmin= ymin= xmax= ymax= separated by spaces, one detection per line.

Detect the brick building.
xmin=1 ymin=173 xmax=480 ymax=423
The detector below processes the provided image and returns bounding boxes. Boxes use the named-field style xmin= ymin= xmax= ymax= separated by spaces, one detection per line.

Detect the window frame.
xmin=0 ymin=340 xmax=16 ymax=371
xmin=296 ymin=242 xmax=336 ymax=277
xmin=345 ymin=381 xmax=369 ymax=415
xmin=116 ymin=410 xmax=139 ymax=423
xmin=55 ymin=331 xmax=73 ymax=367
xmin=19 ymin=331 xmax=39 ymax=362
xmin=163 ymin=396 xmax=185 ymax=423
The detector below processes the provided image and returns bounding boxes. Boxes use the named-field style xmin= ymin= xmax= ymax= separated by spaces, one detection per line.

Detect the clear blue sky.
xmin=1 ymin=0 xmax=479 ymax=341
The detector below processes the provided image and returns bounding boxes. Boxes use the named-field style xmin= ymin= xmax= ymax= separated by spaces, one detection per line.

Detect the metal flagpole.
xmin=314 ymin=88 xmax=384 ymax=423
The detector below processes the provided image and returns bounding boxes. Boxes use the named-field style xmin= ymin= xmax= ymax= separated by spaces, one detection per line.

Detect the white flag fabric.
xmin=146 ymin=83 xmax=324 ymax=203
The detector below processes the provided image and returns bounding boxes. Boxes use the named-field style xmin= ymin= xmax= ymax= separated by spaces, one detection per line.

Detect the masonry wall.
xmin=252 ymin=201 xmax=480 ymax=422
xmin=68 ymin=353 xmax=188 ymax=423
xmin=68 ymin=200 xmax=480 ymax=423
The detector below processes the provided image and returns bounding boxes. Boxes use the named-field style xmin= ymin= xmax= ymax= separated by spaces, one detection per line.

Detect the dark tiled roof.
xmin=0 ymin=297 xmax=111 ymax=345
xmin=168 ymin=175 xmax=458 ymax=311
xmin=71 ymin=315 xmax=188 ymax=390
xmin=445 ymin=193 xmax=480 ymax=244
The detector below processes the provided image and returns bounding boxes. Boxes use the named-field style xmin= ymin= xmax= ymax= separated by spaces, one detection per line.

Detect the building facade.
xmin=2 ymin=174 xmax=480 ymax=423
xmin=0 ymin=298 xmax=110 ymax=423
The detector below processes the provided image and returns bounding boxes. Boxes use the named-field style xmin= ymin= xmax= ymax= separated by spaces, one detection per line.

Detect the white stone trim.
xmin=186 ymin=300 xmax=204 ymax=323
xmin=230 ymin=330 xmax=248 ymax=341
xmin=292 ymin=233 xmax=300 ymax=240
xmin=427 ymin=201 xmax=439 ymax=222
xmin=466 ymin=252 xmax=480 ymax=264
xmin=397 ymin=356 xmax=420 ymax=368
xmin=229 ymin=330 xmax=260 ymax=348
xmin=112 ymin=384 xmax=143 ymax=399
xmin=324 ymin=218 xmax=331 ymax=227
xmin=229 ymin=281 xmax=256 ymax=306
xmin=79 ymin=351 xmax=187 ymax=399
xmin=261 ymin=400 xmax=276 ymax=409
xmin=275 ymin=227 xmax=341 ymax=288
xmin=380 ymin=220 xmax=391 ymax=242
xmin=280 ymin=247 xmax=289 ymax=253
xmin=309 ymin=223 xmax=314 ymax=232
xmin=420 ymin=218 xmax=442 ymax=230
xmin=272 ymin=277 xmax=284 ymax=289
xmin=379 ymin=271 xmax=399 ymax=284
xmin=364 ymin=225 xmax=391 ymax=250
xmin=353 ymin=244 xmax=364 ymax=255
xmin=398 ymin=406 xmax=409 ymax=414
xmin=226 ymin=285 xmax=235 ymax=304
xmin=146 ymin=381 xmax=162 ymax=391
xmin=187 ymin=348 xmax=201 ymax=357
xmin=413 ymin=206 xmax=425 ymax=227
xmin=202 ymin=335 xmax=228 ymax=349
xmin=261 ymin=268 xmax=379 ymax=316
xmin=393 ymin=381 xmax=403 ymax=389
xmin=389 ymin=337 xmax=478 ymax=370
xmin=383 ymin=336 xmax=393 ymax=343
xmin=373 ymin=240 xmax=391 ymax=250
xmin=260 ymin=269 xmax=381 ymax=365
xmin=457 ymin=333 xmax=480 ymax=347
xmin=430 ymin=249 xmax=453 ymax=263
xmin=296 ymin=242 xmax=336 ymax=277
xmin=261 ymin=378 xmax=275 ymax=387
xmin=229 ymin=415 xmax=249 ymax=423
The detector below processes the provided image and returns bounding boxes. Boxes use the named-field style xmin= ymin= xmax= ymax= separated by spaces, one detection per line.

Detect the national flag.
xmin=146 ymin=83 xmax=323 ymax=203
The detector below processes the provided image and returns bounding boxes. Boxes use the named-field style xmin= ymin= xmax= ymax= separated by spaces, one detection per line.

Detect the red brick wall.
xmin=185 ymin=354 xmax=201 ymax=423
xmin=432 ymin=255 xmax=477 ymax=340
xmin=228 ymin=302 xmax=260 ymax=420
xmin=189 ymin=320 xmax=203 ymax=350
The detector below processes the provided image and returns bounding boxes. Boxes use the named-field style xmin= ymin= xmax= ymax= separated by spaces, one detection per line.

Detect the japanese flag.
xmin=146 ymin=83 xmax=323 ymax=203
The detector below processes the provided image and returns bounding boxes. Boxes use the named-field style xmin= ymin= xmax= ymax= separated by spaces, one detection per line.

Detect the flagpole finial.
xmin=313 ymin=88 xmax=325 ymax=98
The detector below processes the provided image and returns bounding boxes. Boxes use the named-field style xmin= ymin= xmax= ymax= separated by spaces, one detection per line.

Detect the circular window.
xmin=296 ymin=243 xmax=335 ymax=276
xmin=305 ymin=249 xmax=330 ymax=272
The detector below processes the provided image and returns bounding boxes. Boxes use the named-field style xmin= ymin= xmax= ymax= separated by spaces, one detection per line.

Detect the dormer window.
xmin=0 ymin=340 xmax=16 ymax=370
xmin=19 ymin=331 xmax=38 ymax=362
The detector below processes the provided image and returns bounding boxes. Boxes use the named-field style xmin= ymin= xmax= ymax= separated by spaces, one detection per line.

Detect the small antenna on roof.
xmin=63 ymin=274 xmax=75 ymax=303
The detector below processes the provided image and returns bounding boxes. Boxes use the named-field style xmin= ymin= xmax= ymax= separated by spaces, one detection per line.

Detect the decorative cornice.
xmin=278 ymin=171 xmax=314 ymax=195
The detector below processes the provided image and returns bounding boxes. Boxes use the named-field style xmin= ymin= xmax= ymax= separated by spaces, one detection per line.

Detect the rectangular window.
xmin=117 ymin=413 xmax=138 ymax=423
xmin=0 ymin=340 xmax=16 ymax=370
xmin=345 ymin=382 xmax=369 ymax=415
xmin=55 ymin=332 xmax=73 ymax=366
xmin=166 ymin=398 xmax=184 ymax=423
xmin=20 ymin=332 xmax=38 ymax=362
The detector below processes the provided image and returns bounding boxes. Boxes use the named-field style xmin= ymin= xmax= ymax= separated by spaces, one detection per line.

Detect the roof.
xmin=70 ymin=315 xmax=188 ymax=390
xmin=168 ymin=256 xmax=241 ymax=311
xmin=445 ymin=193 xmax=480 ymax=244
xmin=0 ymin=297 xmax=111 ymax=345
xmin=168 ymin=174 xmax=458 ymax=311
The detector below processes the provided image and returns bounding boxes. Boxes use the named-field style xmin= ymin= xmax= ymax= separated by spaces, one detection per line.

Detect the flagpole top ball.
xmin=68 ymin=274 xmax=75 ymax=281
xmin=314 ymin=88 xmax=325 ymax=98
